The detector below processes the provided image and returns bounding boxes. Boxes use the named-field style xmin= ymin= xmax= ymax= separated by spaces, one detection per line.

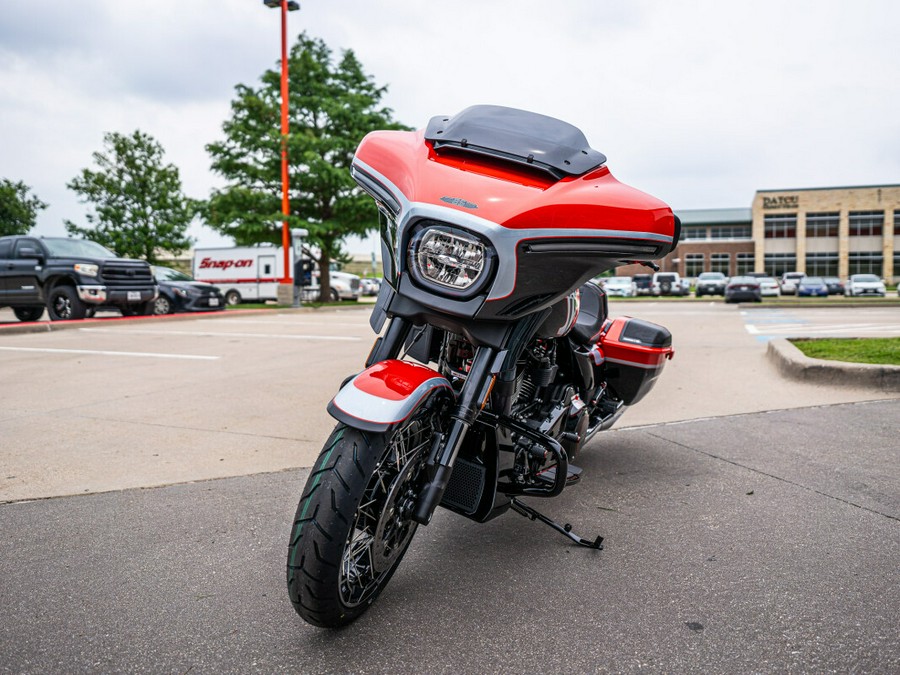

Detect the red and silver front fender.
xmin=327 ymin=359 xmax=453 ymax=433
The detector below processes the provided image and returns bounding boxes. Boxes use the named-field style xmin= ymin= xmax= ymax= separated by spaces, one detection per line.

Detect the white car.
xmin=651 ymin=272 xmax=688 ymax=296
xmin=758 ymin=276 xmax=781 ymax=297
xmin=844 ymin=274 xmax=886 ymax=297
xmin=779 ymin=272 xmax=805 ymax=295
xmin=601 ymin=276 xmax=637 ymax=297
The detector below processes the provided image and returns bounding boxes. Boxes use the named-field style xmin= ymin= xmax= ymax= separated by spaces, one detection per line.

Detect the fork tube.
xmin=365 ymin=316 xmax=412 ymax=367
xmin=412 ymin=345 xmax=497 ymax=524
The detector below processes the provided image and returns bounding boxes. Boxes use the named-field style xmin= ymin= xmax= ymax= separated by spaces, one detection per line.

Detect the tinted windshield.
xmin=729 ymin=276 xmax=756 ymax=284
xmin=698 ymin=273 xmax=725 ymax=280
xmin=852 ymin=274 xmax=879 ymax=282
xmin=154 ymin=266 xmax=194 ymax=282
xmin=801 ymin=277 xmax=824 ymax=285
xmin=42 ymin=238 xmax=116 ymax=258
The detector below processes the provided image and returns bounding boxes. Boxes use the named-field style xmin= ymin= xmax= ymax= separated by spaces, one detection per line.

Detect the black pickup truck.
xmin=0 ymin=235 xmax=157 ymax=321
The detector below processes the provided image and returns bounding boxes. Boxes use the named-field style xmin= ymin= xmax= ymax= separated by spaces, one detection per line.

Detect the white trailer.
xmin=192 ymin=246 xmax=362 ymax=305
xmin=193 ymin=246 xmax=287 ymax=305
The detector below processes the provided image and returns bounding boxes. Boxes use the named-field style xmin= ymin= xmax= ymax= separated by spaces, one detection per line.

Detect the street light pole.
xmin=263 ymin=0 xmax=300 ymax=292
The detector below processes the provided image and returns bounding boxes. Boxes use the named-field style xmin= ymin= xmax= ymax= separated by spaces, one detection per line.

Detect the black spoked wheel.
xmin=47 ymin=286 xmax=86 ymax=321
xmin=287 ymin=404 xmax=443 ymax=628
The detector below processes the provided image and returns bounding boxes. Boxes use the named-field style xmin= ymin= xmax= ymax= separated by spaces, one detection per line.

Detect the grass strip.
xmin=791 ymin=337 xmax=900 ymax=366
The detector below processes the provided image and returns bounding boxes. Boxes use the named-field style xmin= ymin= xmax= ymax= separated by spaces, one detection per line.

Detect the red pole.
xmin=279 ymin=0 xmax=291 ymax=284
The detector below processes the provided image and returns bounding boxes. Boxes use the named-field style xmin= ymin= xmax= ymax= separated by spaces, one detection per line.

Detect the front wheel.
xmin=153 ymin=295 xmax=173 ymax=315
xmin=287 ymin=406 xmax=441 ymax=628
xmin=47 ymin=286 xmax=86 ymax=321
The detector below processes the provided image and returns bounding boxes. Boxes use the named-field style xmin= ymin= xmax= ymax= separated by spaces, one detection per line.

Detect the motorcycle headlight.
xmin=408 ymin=225 xmax=494 ymax=297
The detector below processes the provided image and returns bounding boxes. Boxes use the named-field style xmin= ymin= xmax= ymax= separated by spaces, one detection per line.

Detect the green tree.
xmin=0 ymin=178 xmax=47 ymax=237
xmin=203 ymin=32 xmax=408 ymax=300
xmin=66 ymin=130 xmax=194 ymax=263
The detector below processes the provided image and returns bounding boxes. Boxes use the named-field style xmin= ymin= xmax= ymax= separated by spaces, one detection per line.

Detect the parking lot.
xmin=1 ymin=301 xmax=898 ymax=672
xmin=1 ymin=301 xmax=897 ymax=502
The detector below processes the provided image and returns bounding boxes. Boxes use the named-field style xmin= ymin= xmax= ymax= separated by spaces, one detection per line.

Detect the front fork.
xmin=413 ymin=346 xmax=498 ymax=524
xmin=366 ymin=316 xmax=501 ymax=524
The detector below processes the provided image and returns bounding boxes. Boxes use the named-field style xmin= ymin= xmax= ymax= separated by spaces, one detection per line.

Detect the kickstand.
xmin=510 ymin=498 xmax=604 ymax=550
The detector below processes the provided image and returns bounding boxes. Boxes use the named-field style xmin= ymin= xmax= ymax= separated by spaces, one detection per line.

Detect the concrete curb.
xmin=0 ymin=303 xmax=371 ymax=337
xmin=767 ymin=338 xmax=900 ymax=392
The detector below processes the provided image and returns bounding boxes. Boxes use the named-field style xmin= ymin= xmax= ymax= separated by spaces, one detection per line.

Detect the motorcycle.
xmin=286 ymin=105 xmax=679 ymax=628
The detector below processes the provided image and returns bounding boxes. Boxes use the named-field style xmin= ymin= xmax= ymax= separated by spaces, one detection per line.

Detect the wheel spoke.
xmin=337 ymin=410 xmax=442 ymax=608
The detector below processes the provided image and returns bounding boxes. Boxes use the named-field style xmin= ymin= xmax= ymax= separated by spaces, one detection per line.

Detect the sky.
xmin=1 ymin=0 xmax=898 ymax=255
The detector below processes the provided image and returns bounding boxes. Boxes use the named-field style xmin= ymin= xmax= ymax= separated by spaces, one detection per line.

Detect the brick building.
xmin=617 ymin=184 xmax=900 ymax=283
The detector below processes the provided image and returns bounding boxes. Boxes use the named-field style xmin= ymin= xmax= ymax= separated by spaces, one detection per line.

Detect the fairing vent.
xmin=498 ymin=292 xmax=555 ymax=317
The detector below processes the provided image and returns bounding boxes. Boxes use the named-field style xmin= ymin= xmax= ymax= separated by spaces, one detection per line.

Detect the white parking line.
xmin=0 ymin=346 xmax=219 ymax=360
xmin=78 ymin=327 xmax=362 ymax=341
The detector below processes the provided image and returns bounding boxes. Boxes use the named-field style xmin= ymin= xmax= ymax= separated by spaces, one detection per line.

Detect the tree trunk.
xmin=319 ymin=250 xmax=331 ymax=303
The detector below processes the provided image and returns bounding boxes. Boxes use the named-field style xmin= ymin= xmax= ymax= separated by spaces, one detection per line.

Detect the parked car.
xmin=822 ymin=276 xmax=844 ymax=295
xmin=694 ymin=272 xmax=728 ymax=297
xmin=359 ymin=278 xmax=382 ymax=296
xmin=724 ymin=276 xmax=762 ymax=303
xmin=844 ymin=274 xmax=886 ymax=297
xmin=779 ymin=271 xmax=805 ymax=295
xmin=632 ymin=273 xmax=653 ymax=296
xmin=152 ymin=266 xmax=225 ymax=314
xmin=797 ymin=276 xmax=829 ymax=297
xmin=651 ymin=272 xmax=688 ymax=297
xmin=601 ymin=276 xmax=637 ymax=297
xmin=758 ymin=276 xmax=781 ymax=297
xmin=0 ymin=235 xmax=157 ymax=321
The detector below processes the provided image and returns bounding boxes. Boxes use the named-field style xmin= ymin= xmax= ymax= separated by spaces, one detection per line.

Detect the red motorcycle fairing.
xmin=327 ymin=359 xmax=453 ymax=433
xmin=351 ymin=106 xmax=677 ymax=323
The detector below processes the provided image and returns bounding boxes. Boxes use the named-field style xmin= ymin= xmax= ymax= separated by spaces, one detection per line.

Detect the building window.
xmin=764 ymin=213 xmax=796 ymax=238
xmin=710 ymin=253 xmax=730 ymax=275
xmin=806 ymin=252 xmax=839 ymax=277
xmin=736 ymin=253 xmax=754 ymax=275
xmin=894 ymin=210 xmax=900 ymax=235
xmin=848 ymin=252 xmax=883 ymax=276
xmin=849 ymin=210 xmax=883 ymax=237
xmin=685 ymin=253 xmax=704 ymax=277
xmin=764 ymin=253 xmax=797 ymax=277
xmin=806 ymin=212 xmax=839 ymax=237
xmin=681 ymin=227 xmax=707 ymax=241
xmin=709 ymin=225 xmax=751 ymax=240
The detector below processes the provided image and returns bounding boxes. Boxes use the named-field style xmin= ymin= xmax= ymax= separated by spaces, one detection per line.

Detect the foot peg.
xmin=537 ymin=463 xmax=582 ymax=487
xmin=510 ymin=497 xmax=604 ymax=550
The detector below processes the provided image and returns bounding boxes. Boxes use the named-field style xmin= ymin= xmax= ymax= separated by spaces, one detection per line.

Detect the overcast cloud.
xmin=1 ymin=0 xmax=898 ymax=252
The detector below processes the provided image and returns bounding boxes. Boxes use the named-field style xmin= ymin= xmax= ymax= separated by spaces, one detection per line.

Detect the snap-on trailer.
xmin=192 ymin=246 xmax=290 ymax=305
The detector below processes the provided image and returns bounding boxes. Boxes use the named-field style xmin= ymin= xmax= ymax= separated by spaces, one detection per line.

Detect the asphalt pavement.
xmin=1 ymin=399 xmax=898 ymax=673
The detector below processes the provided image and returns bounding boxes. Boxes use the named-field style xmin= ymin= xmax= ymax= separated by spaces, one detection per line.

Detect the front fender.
xmin=327 ymin=359 xmax=453 ymax=433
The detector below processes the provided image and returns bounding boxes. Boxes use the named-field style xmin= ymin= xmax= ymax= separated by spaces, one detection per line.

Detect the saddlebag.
xmin=595 ymin=317 xmax=673 ymax=405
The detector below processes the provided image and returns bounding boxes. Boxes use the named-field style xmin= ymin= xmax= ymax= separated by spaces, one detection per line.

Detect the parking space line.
xmin=0 ymin=346 xmax=220 ymax=360
xmin=78 ymin=327 xmax=362 ymax=341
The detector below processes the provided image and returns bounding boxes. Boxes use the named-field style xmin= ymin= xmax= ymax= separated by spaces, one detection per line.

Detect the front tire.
xmin=153 ymin=295 xmax=173 ymax=315
xmin=287 ymin=406 xmax=441 ymax=628
xmin=47 ymin=286 xmax=86 ymax=321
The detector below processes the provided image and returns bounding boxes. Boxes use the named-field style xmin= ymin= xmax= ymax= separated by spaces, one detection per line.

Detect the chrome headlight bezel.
xmin=406 ymin=222 xmax=496 ymax=299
